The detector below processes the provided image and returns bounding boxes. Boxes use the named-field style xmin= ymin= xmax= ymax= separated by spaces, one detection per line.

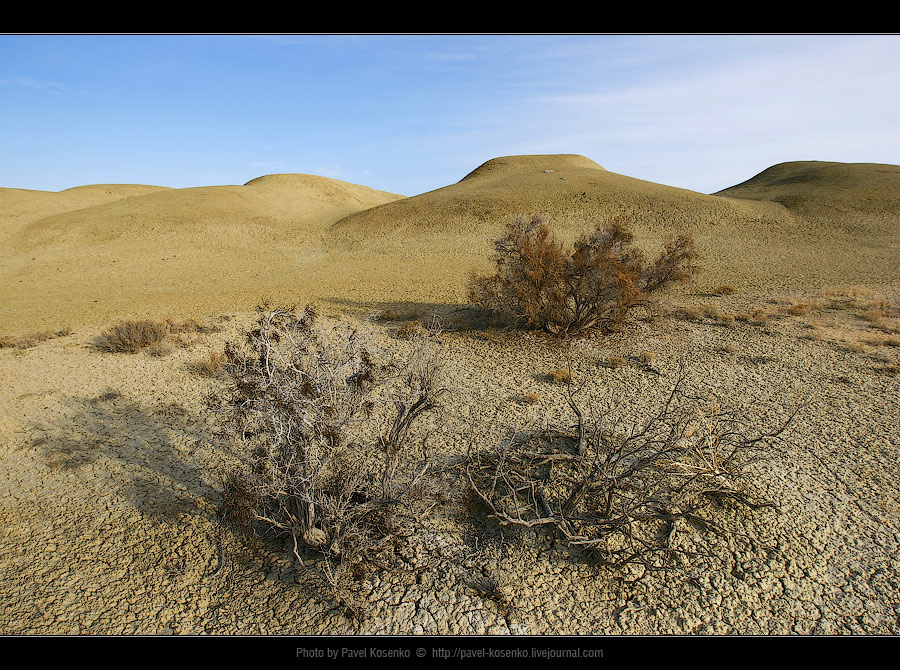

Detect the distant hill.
xmin=714 ymin=161 xmax=900 ymax=233
xmin=332 ymin=153 xmax=796 ymax=240
xmin=2 ymin=157 xmax=898 ymax=333
xmin=1 ymin=175 xmax=403 ymax=331
xmin=0 ymin=184 xmax=171 ymax=246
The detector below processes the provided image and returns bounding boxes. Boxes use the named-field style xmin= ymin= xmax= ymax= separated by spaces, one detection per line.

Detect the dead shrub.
xmin=468 ymin=214 xmax=699 ymax=336
xmin=208 ymin=306 xmax=447 ymax=606
xmin=466 ymin=373 xmax=796 ymax=575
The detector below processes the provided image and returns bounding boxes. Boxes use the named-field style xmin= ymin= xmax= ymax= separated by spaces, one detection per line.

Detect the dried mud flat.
xmin=1 ymin=291 xmax=899 ymax=636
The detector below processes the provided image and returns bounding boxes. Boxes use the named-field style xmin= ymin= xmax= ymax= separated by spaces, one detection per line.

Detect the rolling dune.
xmin=1 ymin=175 xmax=402 ymax=333
xmin=3 ymin=155 xmax=899 ymax=334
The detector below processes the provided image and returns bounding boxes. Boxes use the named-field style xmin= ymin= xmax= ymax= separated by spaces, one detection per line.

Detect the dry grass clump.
xmin=0 ymin=326 xmax=72 ymax=350
xmin=602 ymin=356 xmax=628 ymax=369
xmin=94 ymin=320 xmax=169 ymax=353
xmin=786 ymin=302 xmax=814 ymax=317
xmin=94 ymin=316 xmax=220 ymax=353
xmin=712 ymin=284 xmax=738 ymax=296
xmin=395 ymin=320 xmax=428 ymax=340
xmin=638 ymin=351 xmax=657 ymax=364
xmin=468 ymin=214 xmax=699 ymax=336
xmin=680 ymin=304 xmax=736 ymax=327
xmin=547 ymin=368 xmax=575 ymax=384
xmin=194 ymin=351 xmax=227 ymax=377
xmin=520 ymin=392 xmax=542 ymax=405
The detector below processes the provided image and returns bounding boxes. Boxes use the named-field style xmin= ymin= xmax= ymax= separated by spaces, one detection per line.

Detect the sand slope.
xmin=715 ymin=160 xmax=900 ymax=230
xmin=0 ymin=184 xmax=171 ymax=246
xmin=1 ymin=175 xmax=402 ymax=332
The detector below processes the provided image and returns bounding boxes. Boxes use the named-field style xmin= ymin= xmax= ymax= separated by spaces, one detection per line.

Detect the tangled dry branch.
xmin=466 ymin=371 xmax=796 ymax=574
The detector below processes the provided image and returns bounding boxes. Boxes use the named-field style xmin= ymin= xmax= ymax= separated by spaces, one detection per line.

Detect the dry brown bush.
xmin=468 ymin=214 xmax=699 ymax=336
xmin=208 ymin=306 xmax=447 ymax=605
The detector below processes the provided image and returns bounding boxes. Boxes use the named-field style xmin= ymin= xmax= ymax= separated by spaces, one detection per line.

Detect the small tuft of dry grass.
xmin=1 ymin=327 xmax=73 ymax=350
xmin=681 ymin=305 xmax=704 ymax=322
xmin=712 ymin=284 xmax=738 ymax=296
xmin=638 ymin=351 xmax=657 ymax=364
xmin=602 ymin=356 xmax=628 ymax=369
xmin=547 ymin=368 xmax=575 ymax=384
xmin=883 ymin=363 xmax=900 ymax=376
xmin=194 ymin=351 xmax=227 ymax=377
xmin=396 ymin=321 xmax=428 ymax=340
xmin=720 ymin=343 xmax=740 ymax=354
xmin=520 ymin=392 xmax=542 ymax=405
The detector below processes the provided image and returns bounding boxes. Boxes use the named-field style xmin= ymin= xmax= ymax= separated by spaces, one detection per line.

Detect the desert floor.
xmin=1 ymin=286 xmax=898 ymax=635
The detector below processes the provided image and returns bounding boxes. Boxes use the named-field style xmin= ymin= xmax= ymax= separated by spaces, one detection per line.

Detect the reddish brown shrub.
xmin=468 ymin=215 xmax=699 ymax=336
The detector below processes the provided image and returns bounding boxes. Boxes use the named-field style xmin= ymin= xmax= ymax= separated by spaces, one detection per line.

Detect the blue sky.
xmin=2 ymin=34 xmax=899 ymax=196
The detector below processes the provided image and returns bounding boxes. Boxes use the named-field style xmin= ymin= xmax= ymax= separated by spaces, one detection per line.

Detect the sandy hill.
xmin=328 ymin=154 xmax=900 ymax=307
xmin=1 ymin=175 xmax=402 ymax=332
xmin=3 ymin=156 xmax=899 ymax=334
xmin=0 ymin=184 xmax=171 ymax=246
xmin=714 ymin=160 xmax=900 ymax=233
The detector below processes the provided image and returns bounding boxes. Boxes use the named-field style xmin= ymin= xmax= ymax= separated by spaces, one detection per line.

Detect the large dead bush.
xmin=468 ymin=214 xmax=699 ymax=335
xmin=208 ymin=306 xmax=446 ymax=602
xmin=466 ymin=372 xmax=795 ymax=576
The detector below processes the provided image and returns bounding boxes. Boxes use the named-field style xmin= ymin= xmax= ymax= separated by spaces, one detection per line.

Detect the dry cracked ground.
xmin=1 ymin=291 xmax=899 ymax=635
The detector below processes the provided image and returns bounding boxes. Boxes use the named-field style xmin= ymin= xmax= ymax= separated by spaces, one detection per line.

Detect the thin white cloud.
xmin=0 ymin=76 xmax=67 ymax=93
